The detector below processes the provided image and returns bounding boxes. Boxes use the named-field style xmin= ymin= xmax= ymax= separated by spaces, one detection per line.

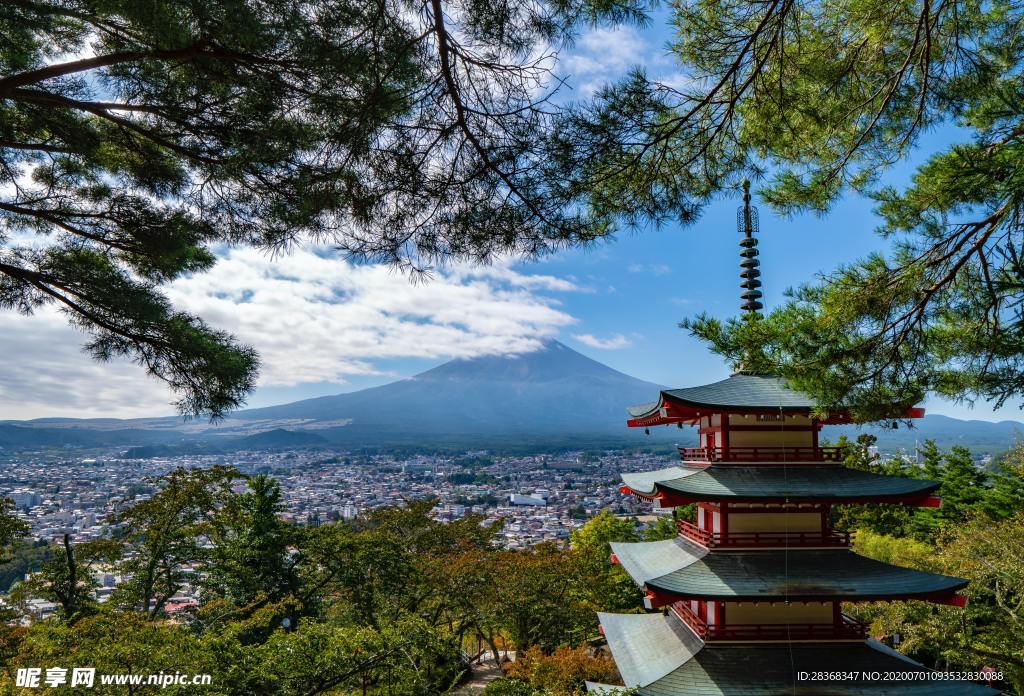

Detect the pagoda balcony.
xmin=678 ymin=445 xmax=844 ymax=463
xmin=671 ymin=603 xmax=867 ymax=642
xmin=677 ymin=520 xmax=851 ymax=549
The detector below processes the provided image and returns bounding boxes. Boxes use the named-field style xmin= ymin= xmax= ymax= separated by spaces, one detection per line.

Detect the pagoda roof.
xmin=596 ymin=611 xmax=703 ymax=688
xmin=629 ymin=374 xmax=817 ymax=417
xmin=626 ymin=373 xmax=924 ymax=426
xmin=591 ymin=612 xmax=998 ymax=694
xmin=620 ymin=465 xmax=940 ymax=503
xmin=611 ymin=538 xmax=967 ymax=602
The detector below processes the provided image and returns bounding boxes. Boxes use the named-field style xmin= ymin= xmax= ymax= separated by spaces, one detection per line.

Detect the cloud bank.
xmin=574 ymin=333 xmax=632 ymax=350
xmin=0 ymin=247 xmax=580 ymax=419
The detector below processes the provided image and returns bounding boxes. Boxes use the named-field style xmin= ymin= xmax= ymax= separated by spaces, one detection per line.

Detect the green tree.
xmin=863 ymin=514 xmax=1024 ymax=693
xmin=933 ymin=446 xmax=988 ymax=525
xmin=204 ymin=475 xmax=298 ymax=611
xmin=482 ymin=544 xmax=592 ymax=653
xmin=16 ymin=535 xmax=121 ymax=623
xmin=0 ymin=498 xmax=29 ymax=560
xmin=9 ymin=609 xmax=214 ymax=694
xmin=114 ymin=466 xmax=239 ymax=616
xmin=568 ymin=510 xmax=641 ymax=613
xmin=982 ymin=444 xmax=1024 ymax=519
xmin=554 ymin=0 xmax=1024 ymax=416
xmin=833 ymin=435 xmax=918 ymax=537
xmin=0 ymin=0 xmax=652 ymax=417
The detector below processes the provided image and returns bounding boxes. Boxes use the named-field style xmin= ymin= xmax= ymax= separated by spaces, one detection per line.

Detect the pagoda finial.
xmin=738 ymin=179 xmax=763 ymax=316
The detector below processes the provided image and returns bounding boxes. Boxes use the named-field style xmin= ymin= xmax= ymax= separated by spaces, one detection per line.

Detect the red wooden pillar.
xmin=720 ymin=411 xmax=730 ymax=461
xmin=720 ymin=501 xmax=729 ymax=543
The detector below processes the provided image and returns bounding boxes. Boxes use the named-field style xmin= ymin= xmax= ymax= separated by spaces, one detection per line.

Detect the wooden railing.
xmin=677 ymin=521 xmax=850 ymax=549
xmin=671 ymin=602 xmax=709 ymax=638
xmin=678 ymin=446 xmax=844 ymax=463
xmin=671 ymin=603 xmax=866 ymax=642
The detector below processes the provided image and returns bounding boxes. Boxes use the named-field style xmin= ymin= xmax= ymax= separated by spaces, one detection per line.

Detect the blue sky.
xmin=0 ymin=13 xmax=1019 ymax=422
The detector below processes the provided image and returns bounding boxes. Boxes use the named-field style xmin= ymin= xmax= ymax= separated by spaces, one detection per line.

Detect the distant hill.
xmin=232 ymin=340 xmax=671 ymax=449
xmin=833 ymin=414 xmax=1024 ymax=454
xmin=3 ymin=340 xmax=1023 ymax=454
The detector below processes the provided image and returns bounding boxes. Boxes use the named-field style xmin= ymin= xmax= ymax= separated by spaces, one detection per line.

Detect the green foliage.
xmin=0 ymin=0 xmax=655 ymax=417
xmin=982 ymin=446 xmax=1024 ymax=518
xmin=0 ymin=541 xmax=50 ymax=593
xmin=9 ymin=610 xmax=215 ymax=694
xmin=569 ymin=510 xmax=642 ymax=613
xmin=833 ymin=435 xmax=919 ymax=537
xmin=851 ymin=514 xmax=1024 ymax=694
xmin=553 ymin=0 xmax=1024 ymax=414
xmin=114 ymin=466 xmax=240 ymax=616
xmin=484 ymin=679 xmax=543 ymax=696
xmin=0 ymin=475 xmax=651 ymax=693
xmin=852 ymin=529 xmax=936 ymax=572
xmin=642 ymin=514 xmax=680 ymax=540
xmin=15 ymin=535 xmax=121 ymax=623
xmin=0 ymin=498 xmax=29 ymax=560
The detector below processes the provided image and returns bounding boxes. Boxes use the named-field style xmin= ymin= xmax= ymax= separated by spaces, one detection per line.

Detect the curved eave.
xmin=619 ymin=466 xmax=704 ymax=497
xmin=656 ymin=471 xmax=942 ymax=505
xmin=626 ymin=639 xmax=999 ymax=695
xmin=625 ymin=374 xmax=925 ymax=427
xmin=597 ymin=611 xmax=704 ymax=689
xmin=642 ymin=549 xmax=968 ymax=604
xmin=620 ymin=466 xmax=941 ymax=506
xmin=610 ymin=537 xmax=708 ymax=587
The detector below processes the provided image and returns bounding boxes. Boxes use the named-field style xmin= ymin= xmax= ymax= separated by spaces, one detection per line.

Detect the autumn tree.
xmin=859 ymin=514 xmax=1024 ymax=693
xmin=500 ymin=645 xmax=621 ymax=695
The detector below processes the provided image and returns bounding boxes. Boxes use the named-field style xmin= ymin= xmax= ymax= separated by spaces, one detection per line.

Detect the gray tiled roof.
xmin=653 ymin=465 xmax=940 ymax=501
xmin=627 ymin=374 xmax=817 ymax=417
xmin=620 ymin=466 xmax=703 ymax=495
xmin=644 ymin=547 xmax=967 ymax=600
xmin=611 ymin=537 xmax=708 ymax=586
xmin=597 ymin=611 xmax=704 ymax=688
xmin=627 ymin=401 xmax=661 ymax=417
xmin=636 ymin=640 xmax=999 ymax=695
xmin=593 ymin=614 xmax=998 ymax=695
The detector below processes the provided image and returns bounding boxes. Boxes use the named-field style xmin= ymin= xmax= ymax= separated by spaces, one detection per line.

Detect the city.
xmin=0 ymin=446 xmax=679 ymax=618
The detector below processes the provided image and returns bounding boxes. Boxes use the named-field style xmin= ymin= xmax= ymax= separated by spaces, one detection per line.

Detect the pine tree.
xmin=0 ymin=0 xmax=651 ymax=416
xmin=559 ymin=0 xmax=1024 ymax=416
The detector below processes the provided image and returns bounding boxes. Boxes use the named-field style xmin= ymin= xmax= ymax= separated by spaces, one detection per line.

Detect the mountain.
xmin=231 ymin=340 xmax=670 ymax=449
xmin=834 ymin=414 xmax=1024 ymax=453
xmin=3 ymin=340 xmax=1023 ymax=453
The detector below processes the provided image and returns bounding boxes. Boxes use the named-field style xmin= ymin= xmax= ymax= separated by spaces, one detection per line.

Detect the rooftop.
xmin=611 ymin=538 xmax=967 ymax=602
xmin=592 ymin=612 xmax=998 ymax=695
xmin=620 ymin=465 xmax=940 ymax=504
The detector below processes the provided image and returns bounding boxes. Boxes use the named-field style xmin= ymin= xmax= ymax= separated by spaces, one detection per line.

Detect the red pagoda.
xmin=587 ymin=184 xmax=999 ymax=695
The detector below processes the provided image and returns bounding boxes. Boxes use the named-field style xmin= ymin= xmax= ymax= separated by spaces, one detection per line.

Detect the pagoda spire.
xmin=738 ymin=179 xmax=763 ymax=316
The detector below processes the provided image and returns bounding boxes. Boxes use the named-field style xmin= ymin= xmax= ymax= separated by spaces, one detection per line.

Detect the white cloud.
xmin=558 ymin=23 xmax=697 ymax=99
xmin=561 ymin=27 xmax=648 ymax=96
xmin=627 ymin=263 xmax=671 ymax=275
xmin=0 ymin=308 xmax=173 ymax=419
xmin=0 ymin=247 xmax=581 ymax=418
xmin=574 ymin=333 xmax=632 ymax=349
